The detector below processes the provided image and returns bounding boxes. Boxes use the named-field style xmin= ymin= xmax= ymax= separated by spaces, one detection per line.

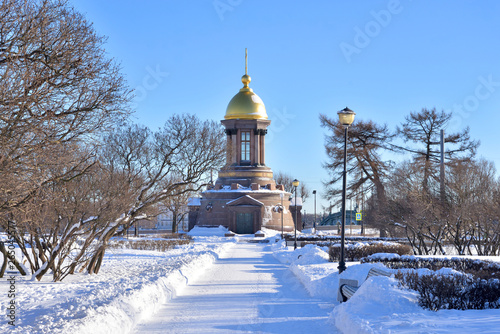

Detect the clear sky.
xmin=71 ymin=0 xmax=500 ymax=215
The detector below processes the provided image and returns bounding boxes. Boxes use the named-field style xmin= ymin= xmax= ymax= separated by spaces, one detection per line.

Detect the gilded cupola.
xmin=224 ymin=49 xmax=268 ymax=120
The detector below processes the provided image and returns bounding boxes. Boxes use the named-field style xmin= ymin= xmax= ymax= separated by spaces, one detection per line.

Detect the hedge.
xmin=362 ymin=255 xmax=500 ymax=310
xmin=328 ymin=241 xmax=412 ymax=262
xmin=396 ymin=271 xmax=500 ymax=311
xmin=361 ymin=255 xmax=500 ymax=280
xmin=109 ymin=239 xmax=191 ymax=252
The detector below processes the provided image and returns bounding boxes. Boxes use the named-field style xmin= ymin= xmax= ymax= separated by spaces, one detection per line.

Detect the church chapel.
xmin=188 ymin=51 xmax=301 ymax=234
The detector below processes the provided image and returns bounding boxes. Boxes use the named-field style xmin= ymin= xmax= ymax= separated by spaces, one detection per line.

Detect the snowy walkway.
xmin=134 ymin=242 xmax=336 ymax=333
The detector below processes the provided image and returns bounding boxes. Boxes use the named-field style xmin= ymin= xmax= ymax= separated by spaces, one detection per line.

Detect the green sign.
xmin=356 ymin=213 xmax=362 ymax=221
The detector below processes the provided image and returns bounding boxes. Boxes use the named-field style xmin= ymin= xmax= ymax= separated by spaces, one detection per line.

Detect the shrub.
xmin=362 ymin=255 xmax=500 ymax=280
xmin=286 ymin=235 xmax=407 ymax=243
xmin=364 ymin=255 xmax=500 ymax=311
xmin=109 ymin=239 xmax=191 ymax=252
xmin=328 ymin=242 xmax=412 ymax=262
xmin=396 ymin=271 xmax=500 ymax=311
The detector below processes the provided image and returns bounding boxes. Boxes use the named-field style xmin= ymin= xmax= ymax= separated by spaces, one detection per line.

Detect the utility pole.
xmin=440 ymin=129 xmax=445 ymax=205
xmin=361 ymin=182 xmax=365 ymax=235
xmin=313 ymin=190 xmax=317 ymax=234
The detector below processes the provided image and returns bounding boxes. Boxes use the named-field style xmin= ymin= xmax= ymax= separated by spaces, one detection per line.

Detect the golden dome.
xmin=224 ymin=74 xmax=268 ymax=120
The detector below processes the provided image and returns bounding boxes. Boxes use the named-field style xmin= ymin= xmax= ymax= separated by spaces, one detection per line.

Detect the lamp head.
xmin=292 ymin=179 xmax=299 ymax=187
xmin=337 ymin=106 xmax=356 ymax=127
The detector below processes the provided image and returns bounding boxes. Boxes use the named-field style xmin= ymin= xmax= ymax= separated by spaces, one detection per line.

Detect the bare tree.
xmin=299 ymin=183 xmax=310 ymax=203
xmin=320 ymin=116 xmax=394 ymax=203
xmin=445 ymin=159 xmax=500 ymax=255
xmin=387 ymin=158 xmax=499 ymax=256
xmin=86 ymin=115 xmax=226 ymax=274
xmin=386 ymin=161 xmax=446 ymax=255
xmin=396 ymin=108 xmax=479 ymax=194
xmin=3 ymin=114 xmax=225 ymax=280
xmin=320 ymin=115 xmax=395 ymax=235
xmin=274 ymin=171 xmax=309 ymax=202
xmin=0 ymin=0 xmax=131 ymax=214
xmin=1 ymin=0 xmax=130 ymax=281
xmin=0 ymin=143 xmax=134 ymax=281
xmin=386 ymin=108 xmax=481 ymax=252
xmin=161 ymin=178 xmax=192 ymax=233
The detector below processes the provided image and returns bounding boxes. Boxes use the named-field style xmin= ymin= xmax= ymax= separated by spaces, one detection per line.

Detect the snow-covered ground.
xmin=134 ymin=241 xmax=333 ymax=333
xmin=2 ymin=227 xmax=500 ymax=333
xmin=272 ymin=239 xmax=500 ymax=334
xmin=0 ymin=232 xmax=233 ymax=334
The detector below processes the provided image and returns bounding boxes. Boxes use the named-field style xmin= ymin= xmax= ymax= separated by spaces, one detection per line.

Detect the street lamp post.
xmin=292 ymin=179 xmax=300 ymax=250
xmin=337 ymin=107 xmax=356 ymax=274
xmin=304 ymin=210 xmax=306 ymax=229
xmin=313 ymin=190 xmax=317 ymax=233
xmin=280 ymin=193 xmax=284 ymax=239
xmin=350 ymin=197 xmax=352 ymax=236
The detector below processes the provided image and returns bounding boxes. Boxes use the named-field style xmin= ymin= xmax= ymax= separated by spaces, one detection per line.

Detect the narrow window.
xmin=241 ymin=131 xmax=251 ymax=161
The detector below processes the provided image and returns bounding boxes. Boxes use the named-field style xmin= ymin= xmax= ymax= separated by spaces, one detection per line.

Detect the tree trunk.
xmin=0 ymin=243 xmax=8 ymax=278
xmin=87 ymin=245 xmax=107 ymax=274
xmin=375 ymin=181 xmax=388 ymax=237
xmin=0 ymin=242 xmax=27 ymax=276
xmin=87 ymin=224 xmax=120 ymax=274
xmin=34 ymin=235 xmax=48 ymax=264
xmin=171 ymin=212 xmax=177 ymax=234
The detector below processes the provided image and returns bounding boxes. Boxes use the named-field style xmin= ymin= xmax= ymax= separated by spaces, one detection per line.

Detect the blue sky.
xmin=71 ymin=0 xmax=500 ymax=214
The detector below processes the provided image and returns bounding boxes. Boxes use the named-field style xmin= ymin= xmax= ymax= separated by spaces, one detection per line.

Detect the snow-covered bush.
xmin=396 ymin=271 xmax=500 ymax=311
xmin=328 ymin=241 xmax=412 ymax=262
xmin=363 ymin=255 xmax=500 ymax=311
xmin=362 ymin=255 xmax=500 ymax=280
xmin=287 ymin=235 xmax=407 ymax=243
xmin=108 ymin=239 xmax=191 ymax=252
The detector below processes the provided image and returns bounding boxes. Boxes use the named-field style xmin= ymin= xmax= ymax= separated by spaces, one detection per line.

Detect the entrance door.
xmin=236 ymin=212 xmax=254 ymax=234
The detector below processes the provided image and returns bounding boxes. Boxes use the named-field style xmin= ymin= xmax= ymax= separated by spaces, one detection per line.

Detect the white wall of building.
xmin=155 ymin=210 xmax=189 ymax=232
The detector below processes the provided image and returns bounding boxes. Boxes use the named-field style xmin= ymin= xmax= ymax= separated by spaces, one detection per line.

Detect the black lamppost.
xmin=280 ymin=193 xmax=284 ymax=239
xmin=304 ymin=210 xmax=306 ymax=229
xmin=313 ymin=190 xmax=317 ymax=234
xmin=292 ymin=178 xmax=300 ymax=250
xmin=337 ymin=107 xmax=356 ymax=274
xmin=274 ymin=195 xmax=284 ymax=239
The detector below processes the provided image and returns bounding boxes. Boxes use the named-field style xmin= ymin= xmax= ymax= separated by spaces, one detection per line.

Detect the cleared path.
xmin=134 ymin=242 xmax=335 ymax=333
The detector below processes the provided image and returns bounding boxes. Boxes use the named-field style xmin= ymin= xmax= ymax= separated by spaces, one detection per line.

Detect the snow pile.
xmin=332 ymin=271 xmax=500 ymax=333
xmin=0 ymin=241 xmax=234 ymax=334
xmin=364 ymin=252 xmax=402 ymax=261
xmin=273 ymin=244 xmax=339 ymax=298
xmin=271 ymin=243 xmax=500 ymax=333
xmin=257 ymin=227 xmax=281 ymax=237
xmin=295 ymin=244 xmax=330 ymax=265
xmin=332 ymin=275 xmax=419 ymax=334
xmin=291 ymin=263 xmax=338 ymax=299
xmin=187 ymin=225 xmax=229 ymax=237
xmin=273 ymin=243 xmax=329 ymax=264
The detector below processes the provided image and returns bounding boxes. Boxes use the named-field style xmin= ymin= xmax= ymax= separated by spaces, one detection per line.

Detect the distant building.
xmin=134 ymin=218 xmax=157 ymax=229
xmin=188 ymin=52 xmax=301 ymax=234
xmin=155 ymin=210 xmax=189 ymax=232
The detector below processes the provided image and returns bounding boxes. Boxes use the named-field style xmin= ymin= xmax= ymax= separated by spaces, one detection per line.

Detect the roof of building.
xmin=224 ymin=50 xmax=268 ymax=120
xmin=226 ymin=195 xmax=265 ymax=207
xmin=290 ymin=197 xmax=303 ymax=207
xmin=187 ymin=197 xmax=201 ymax=206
